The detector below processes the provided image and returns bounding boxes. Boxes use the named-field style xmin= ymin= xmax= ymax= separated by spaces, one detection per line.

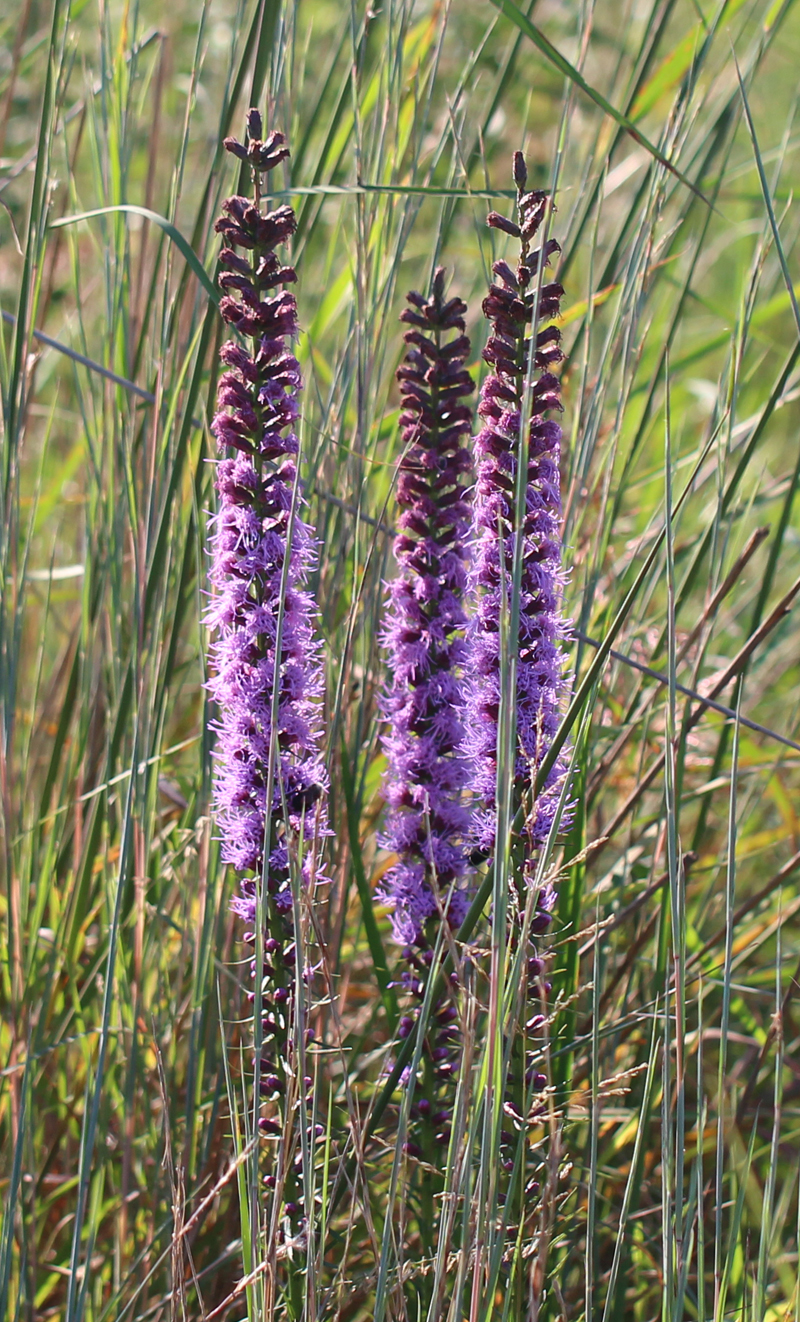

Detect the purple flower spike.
xmin=378 ymin=268 xmax=475 ymax=944
xmin=467 ymin=152 xmax=573 ymax=865
xmin=208 ymin=121 xmax=327 ymax=912
xmin=206 ymin=115 xmax=327 ymax=1226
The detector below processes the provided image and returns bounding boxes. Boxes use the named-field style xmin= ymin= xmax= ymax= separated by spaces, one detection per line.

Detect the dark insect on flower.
xmin=206 ymin=111 xmax=327 ymax=1229
xmin=378 ymin=267 xmax=475 ymax=944
xmin=466 ymin=151 xmax=574 ymax=871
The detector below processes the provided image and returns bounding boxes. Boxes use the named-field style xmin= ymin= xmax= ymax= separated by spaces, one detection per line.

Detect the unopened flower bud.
xmin=487 ymin=211 xmax=522 ymax=237
xmin=246 ymin=107 xmax=263 ymax=141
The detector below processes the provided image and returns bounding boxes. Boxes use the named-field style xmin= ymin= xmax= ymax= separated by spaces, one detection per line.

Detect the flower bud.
xmin=246 ymin=107 xmax=263 ymax=141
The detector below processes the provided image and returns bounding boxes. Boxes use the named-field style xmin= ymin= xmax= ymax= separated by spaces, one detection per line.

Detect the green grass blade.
xmin=488 ymin=0 xmax=712 ymax=206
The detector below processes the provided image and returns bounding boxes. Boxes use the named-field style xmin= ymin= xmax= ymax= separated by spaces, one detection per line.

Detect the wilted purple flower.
xmin=466 ymin=152 xmax=573 ymax=886
xmin=378 ymin=268 xmax=475 ymax=947
xmin=206 ymin=111 xmax=327 ymax=1223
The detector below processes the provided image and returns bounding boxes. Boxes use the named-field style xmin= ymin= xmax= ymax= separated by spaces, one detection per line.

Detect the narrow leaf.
xmin=489 ymin=0 xmax=713 ymax=207
xmin=50 ymin=205 xmax=219 ymax=306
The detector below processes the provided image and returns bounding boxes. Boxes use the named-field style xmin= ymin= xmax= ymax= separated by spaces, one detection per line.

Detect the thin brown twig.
xmin=571 ymin=847 xmax=800 ymax=1086
xmin=577 ymin=858 xmax=694 ymax=959
xmin=689 ymin=846 xmax=800 ymax=970
xmin=202 ymin=1258 xmax=271 ymax=1322
xmin=589 ymin=572 xmax=800 ymax=866
xmin=576 ymin=627 xmax=800 ymax=755
xmin=586 ymin=525 xmax=773 ymax=800
xmin=577 ymin=856 xmax=696 ymax=1042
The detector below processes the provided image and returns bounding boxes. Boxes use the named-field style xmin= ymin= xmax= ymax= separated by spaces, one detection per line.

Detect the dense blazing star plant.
xmin=466 ymin=153 xmax=574 ymax=1189
xmin=379 ymin=269 xmax=474 ymax=1163
xmin=468 ymin=150 xmax=573 ymax=898
xmin=206 ymin=110 xmax=327 ymax=1230
xmin=380 ymin=268 xmax=474 ymax=942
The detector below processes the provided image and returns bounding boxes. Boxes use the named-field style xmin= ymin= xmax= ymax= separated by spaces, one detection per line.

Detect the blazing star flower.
xmin=379 ymin=268 xmax=474 ymax=947
xmin=464 ymin=153 xmax=573 ymax=1190
xmin=206 ymin=110 xmax=327 ymax=1223
xmin=466 ymin=151 xmax=573 ymax=898
xmin=377 ymin=270 xmax=475 ymax=1142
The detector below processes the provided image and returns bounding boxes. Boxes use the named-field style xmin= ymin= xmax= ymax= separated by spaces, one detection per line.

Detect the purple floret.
xmin=378 ymin=268 xmax=475 ymax=944
xmin=465 ymin=152 xmax=573 ymax=871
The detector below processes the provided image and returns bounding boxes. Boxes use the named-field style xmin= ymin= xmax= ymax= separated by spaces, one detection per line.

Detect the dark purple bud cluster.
xmin=222 ymin=108 xmax=295 ymax=174
xmin=378 ymin=268 xmax=474 ymax=943
xmin=206 ymin=111 xmax=327 ymax=1228
xmin=466 ymin=151 xmax=573 ymax=875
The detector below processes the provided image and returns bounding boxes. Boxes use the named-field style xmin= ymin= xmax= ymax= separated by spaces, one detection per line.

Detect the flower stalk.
xmin=468 ymin=150 xmax=573 ymax=897
xmin=206 ymin=110 xmax=327 ymax=1235
xmin=466 ymin=153 xmax=574 ymax=1237
xmin=379 ymin=268 xmax=474 ymax=945
xmin=379 ymin=270 xmax=474 ymax=1245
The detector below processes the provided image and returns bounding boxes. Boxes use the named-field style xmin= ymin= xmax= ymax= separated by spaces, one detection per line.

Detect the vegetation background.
xmin=2 ymin=0 xmax=800 ymax=1318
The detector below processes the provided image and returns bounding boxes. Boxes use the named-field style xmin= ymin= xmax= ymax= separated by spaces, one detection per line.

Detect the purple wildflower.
xmin=376 ymin=271 xmax=475 ymax=1156
xmin=465 ymin=152 xmax=573 ymax=1196
xmin=467 ymin=152 xmax=573 ymax=886
xmin=378 ymin=268 xmax=475 ymax=946
xmin=206 ymin=111 xmax=327 ymax=1223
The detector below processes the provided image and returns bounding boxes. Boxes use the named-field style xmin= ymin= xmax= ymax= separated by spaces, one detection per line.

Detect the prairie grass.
xmin=2 ymin=0 xmax=800 ymax=1319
